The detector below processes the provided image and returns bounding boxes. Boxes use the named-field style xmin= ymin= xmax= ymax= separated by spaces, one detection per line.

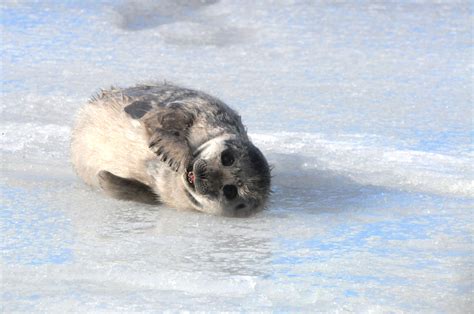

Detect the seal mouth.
xmin=185 ymin=162 xmax=195 ymax=189
xmin=185 ymin=158 xmax=211 ymax=196
xmin=186 ymin=164 xmax=195 ymax=186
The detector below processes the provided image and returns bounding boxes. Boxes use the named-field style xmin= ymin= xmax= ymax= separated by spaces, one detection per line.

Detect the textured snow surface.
xmin=1 ymin=0 xmax=473 ymax=312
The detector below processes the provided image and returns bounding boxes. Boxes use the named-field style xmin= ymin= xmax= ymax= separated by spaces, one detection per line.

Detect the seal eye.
xmin=221 ymin=150 xmax=234 ymax=166
xmin=223 ymin=185 xmax=238 ymax=200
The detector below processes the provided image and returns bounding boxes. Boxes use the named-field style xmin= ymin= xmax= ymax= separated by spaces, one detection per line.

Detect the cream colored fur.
xmin=71 ymin=97 xmax=155 ymax=189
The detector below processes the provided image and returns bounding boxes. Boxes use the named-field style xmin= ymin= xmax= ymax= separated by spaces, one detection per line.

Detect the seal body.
xmin=71 ymin=83 xmax=271 ymax=216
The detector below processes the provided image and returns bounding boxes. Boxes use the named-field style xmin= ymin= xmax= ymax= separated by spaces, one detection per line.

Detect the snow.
xmin=1 ymin=0 xmax=472 ymax=312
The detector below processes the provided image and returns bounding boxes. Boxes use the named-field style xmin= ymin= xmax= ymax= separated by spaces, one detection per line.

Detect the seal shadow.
xmin=267 ymin=153 xmax=391 ymax=212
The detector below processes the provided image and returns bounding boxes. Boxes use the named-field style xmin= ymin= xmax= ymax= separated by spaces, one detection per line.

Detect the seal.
xmin=71 ymin=83 xmax=271 ymax=217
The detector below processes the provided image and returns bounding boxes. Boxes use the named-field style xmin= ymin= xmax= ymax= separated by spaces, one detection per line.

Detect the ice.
xmin=1 ymin=0 xmax=473 ymax=312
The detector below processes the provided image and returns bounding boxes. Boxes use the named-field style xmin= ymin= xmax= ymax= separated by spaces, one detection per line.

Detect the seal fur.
xmin=71 ymin=83 xmax=271 ymax=217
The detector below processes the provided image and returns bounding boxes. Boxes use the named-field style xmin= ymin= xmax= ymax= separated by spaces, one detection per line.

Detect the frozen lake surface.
xmin=1 ymin=0 xmax=473 ymax=312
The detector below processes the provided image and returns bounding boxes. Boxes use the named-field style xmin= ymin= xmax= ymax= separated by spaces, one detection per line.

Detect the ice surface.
xmin=1 ymin=0 xmax=473 ymax=312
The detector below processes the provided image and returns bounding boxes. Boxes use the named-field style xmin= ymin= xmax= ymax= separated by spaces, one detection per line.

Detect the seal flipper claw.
xmin=147 ymin=125 xmax=192 ymax=172
xmin=97 ymin=170 xmax=159 ymax=204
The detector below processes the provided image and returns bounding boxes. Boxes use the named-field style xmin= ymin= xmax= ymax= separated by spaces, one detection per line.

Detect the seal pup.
xmin=71 ymin=83 xmax=271 ymax=217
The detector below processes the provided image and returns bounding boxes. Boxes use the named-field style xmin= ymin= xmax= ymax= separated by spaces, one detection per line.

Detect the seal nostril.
xmin=236 ymin=203 xmax=246 ymax=210
xmin=223 ymin=185 xmax=238 ymax=200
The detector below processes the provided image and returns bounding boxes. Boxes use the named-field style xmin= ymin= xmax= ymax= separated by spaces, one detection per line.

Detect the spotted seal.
xmin=71 ymin=83 xmax=271 ymax=217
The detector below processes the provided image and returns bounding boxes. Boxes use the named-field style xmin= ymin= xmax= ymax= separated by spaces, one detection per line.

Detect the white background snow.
xmin=1 ymin=0 xmax=473 ymax=312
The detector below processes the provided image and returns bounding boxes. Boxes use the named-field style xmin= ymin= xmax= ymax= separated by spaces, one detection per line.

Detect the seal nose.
xmin=206 ymin=168 xmax=223 ymax=191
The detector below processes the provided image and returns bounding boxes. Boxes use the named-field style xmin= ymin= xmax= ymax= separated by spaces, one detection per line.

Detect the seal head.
xmin=183 ymin=135 xmax=271 ymax=217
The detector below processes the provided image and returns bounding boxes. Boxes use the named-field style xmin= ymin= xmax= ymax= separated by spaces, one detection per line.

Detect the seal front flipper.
xmin=97 ymin=170 xmax=159 ymax=205
xmin=148 ymin=128 xmax=191 ymax=172
xmin=124 ymin=100 xmax=194 ymax=172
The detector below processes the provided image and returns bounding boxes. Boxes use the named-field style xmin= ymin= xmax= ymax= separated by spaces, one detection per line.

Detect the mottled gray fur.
xmin=71 ymin=83 xmax=271 ymax=217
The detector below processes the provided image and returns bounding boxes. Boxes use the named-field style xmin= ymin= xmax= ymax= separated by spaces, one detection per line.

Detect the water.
xmin=1 ymin=1 xmax=472 ymax=312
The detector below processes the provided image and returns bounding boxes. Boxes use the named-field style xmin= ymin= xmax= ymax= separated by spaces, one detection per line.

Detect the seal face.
xmin=71 ymin=83 xmax=271 ymax=217
xmin=182 ymin=135 xmax=271 ymax=217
